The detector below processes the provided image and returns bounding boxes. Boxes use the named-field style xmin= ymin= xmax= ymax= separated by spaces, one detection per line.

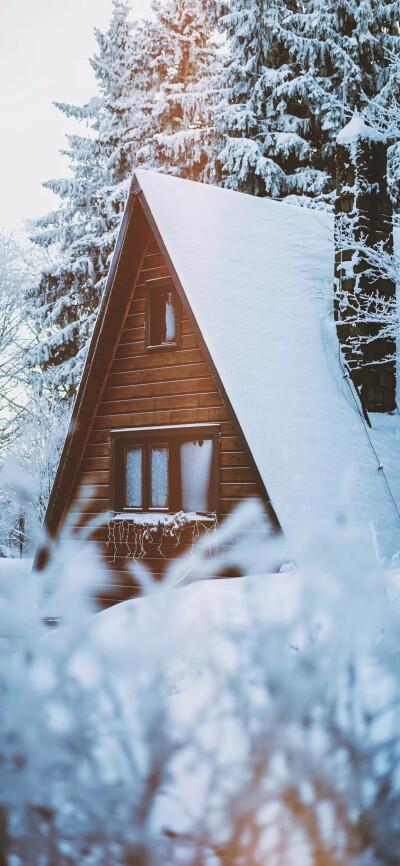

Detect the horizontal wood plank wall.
xmin=63 ymin=235 xmax=268 ymax=606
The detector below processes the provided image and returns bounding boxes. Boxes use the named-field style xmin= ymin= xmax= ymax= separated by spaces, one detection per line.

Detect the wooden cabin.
xmin=41 ymin=149 xmax=400 ymax=606
xmin=40 ymin=172 xmax=282 ymax=606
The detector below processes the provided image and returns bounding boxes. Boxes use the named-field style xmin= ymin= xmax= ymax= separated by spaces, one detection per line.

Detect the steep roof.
xmin=46 ymin=170 xmax=400 ymax=563
xmin=136 ymin=170 xmax=400 ymax=562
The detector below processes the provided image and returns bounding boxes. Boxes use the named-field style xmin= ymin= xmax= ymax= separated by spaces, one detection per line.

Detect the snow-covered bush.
xmin=0 ymin=230 xmax=44 ymax=454
xmin=0 ymin=395 xmax=68 ymax=557
xmin=1 ymin=499 xmax=400 ymax=865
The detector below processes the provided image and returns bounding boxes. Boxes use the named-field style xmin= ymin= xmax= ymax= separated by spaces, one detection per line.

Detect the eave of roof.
xmin=42 ymin=178 xmax=151 ymax=539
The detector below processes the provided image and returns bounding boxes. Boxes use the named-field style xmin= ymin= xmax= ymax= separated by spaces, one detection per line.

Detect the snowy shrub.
xmin=0 ymin=397 xmax=68 ymax=557
xmin=1 ymin=500 xmax=400 ymax=865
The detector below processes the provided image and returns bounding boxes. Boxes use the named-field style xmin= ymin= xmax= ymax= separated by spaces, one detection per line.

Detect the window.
xmin=110 ymin=425 xmax=219 ymax=516
xmin=145 ymin=277 xmax=181 ymax=350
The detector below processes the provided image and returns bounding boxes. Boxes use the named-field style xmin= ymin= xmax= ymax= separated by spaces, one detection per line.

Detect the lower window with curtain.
xmin=110 ymin=424 xmax=220 ymax=517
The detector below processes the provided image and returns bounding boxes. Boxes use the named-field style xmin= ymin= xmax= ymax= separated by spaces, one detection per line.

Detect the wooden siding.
xmin=63 ymin=235 xmax=269 ymax=606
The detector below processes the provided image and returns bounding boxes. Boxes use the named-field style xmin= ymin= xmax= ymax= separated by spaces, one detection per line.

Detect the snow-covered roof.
xmin=136 ymin=170 xmax=400 ymax=562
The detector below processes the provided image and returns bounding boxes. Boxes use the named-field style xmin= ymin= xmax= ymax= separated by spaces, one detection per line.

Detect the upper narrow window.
xmin=145 ymin=277 xmax=181 ymax=350
xmin=110 ymin=425 xmax=219 ymax=516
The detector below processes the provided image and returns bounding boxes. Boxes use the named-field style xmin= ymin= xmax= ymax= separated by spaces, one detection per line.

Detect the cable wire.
xmin=338 ymin=348 xmax=400 ymax=522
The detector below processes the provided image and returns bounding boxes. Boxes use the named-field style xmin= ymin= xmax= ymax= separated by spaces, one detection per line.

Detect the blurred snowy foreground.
xmin=2 ymin=501 xmax=400 ymax=864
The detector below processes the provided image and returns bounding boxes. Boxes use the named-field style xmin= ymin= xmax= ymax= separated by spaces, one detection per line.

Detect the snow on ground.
xmin=0 ymin=558 xmax=33 ymax=578
xmin=136 ymin=170 xmax=400 ymax=563
xmin=94 ymin=570 xmax=299 ymax=650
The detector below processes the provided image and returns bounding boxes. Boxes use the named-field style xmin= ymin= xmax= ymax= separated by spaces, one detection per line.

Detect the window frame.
xmin=145 ymin=276 xmax=182 ymax=352
xmin=110 ymin=424 xmax=220 ymax=517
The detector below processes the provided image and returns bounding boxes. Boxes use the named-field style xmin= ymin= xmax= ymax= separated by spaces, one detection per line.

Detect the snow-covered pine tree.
xmin=27 ymin=1 xmax=156 ymax=398
xmin=138 ymin=0 xmax=220 ymax=183
xmin=209 ymin=0 xmax=290 ymax=197
xmin=213 ymin=0 xmax=400 ymax=205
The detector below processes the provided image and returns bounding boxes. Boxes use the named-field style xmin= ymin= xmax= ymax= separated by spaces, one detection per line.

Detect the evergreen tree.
xmin=144 ymin=0 xmax=221 ymax=182
xmin=213 ymin=0 xmax=400 ymax=204
xmin=28 ymin=1 xmax=155 ymax=398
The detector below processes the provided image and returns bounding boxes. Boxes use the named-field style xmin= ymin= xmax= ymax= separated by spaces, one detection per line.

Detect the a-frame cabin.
xmin=41 ymin=159 xmax=400 ymax=607
xmin=40 ymin=172 xmax=279 ymax=606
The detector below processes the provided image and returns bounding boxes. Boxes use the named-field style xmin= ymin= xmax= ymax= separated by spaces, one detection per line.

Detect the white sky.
xmin=0 ymin=0 xmax=148 ymax=231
